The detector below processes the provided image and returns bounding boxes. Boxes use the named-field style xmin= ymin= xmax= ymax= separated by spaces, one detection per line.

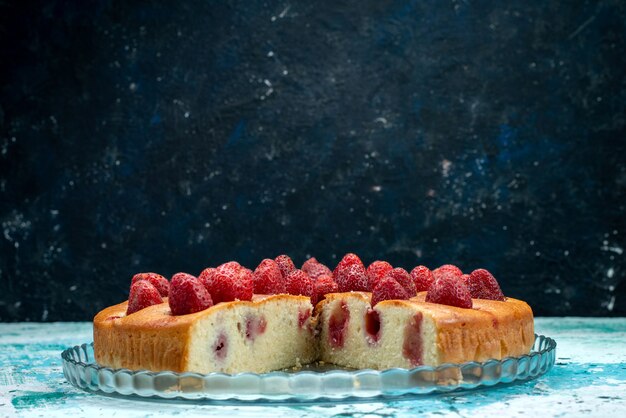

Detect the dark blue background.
xmin=1 ymin=0 xmax=624 ymax=321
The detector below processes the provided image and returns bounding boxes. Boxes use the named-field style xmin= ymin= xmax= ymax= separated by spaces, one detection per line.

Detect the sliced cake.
xmin=316 ymin=291 xmax=534 ymax=369
xmin=94 ymin=294 xmax=317 ymax=374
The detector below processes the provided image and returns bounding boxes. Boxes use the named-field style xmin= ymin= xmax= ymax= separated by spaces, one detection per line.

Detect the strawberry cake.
xmin=93 ymin=254 xmax=534 ymax=374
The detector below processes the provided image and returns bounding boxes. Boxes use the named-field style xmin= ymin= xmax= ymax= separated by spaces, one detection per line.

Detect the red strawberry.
xmin=203 ymin=262 xmax=253 ymax=303
xmin=425 ymin=275 xmax=472 ymax=308
xmin=333 ymin=253 xmax=364 ymax=279
xmin=371 ymin=276 xmax=410 ymax=306
xmin=410 ymin=266 xmax=435 ymax=292
xmin=198 ymin=267 xmax=217 ymax=291
xmin=285 ymin=269 xmax=315 ymax=299
xmin=126 ymin=280 xmax=163 ymax=315
xmin=302 ymin=257 xmax=332 ymax=281
xmin=253 ymin=259 xmax=285 ymax=294
xmin=168 ymin=272 xmax=213 ymax=315
xmin=313 ymin=274 xmax=339 ymax=304
xmin=467 ymin=269 xmax=505 ymax=301
xmin=461 ymin=274 xmax=470 ymax=286
xmin=131 ymin=272 xmax=170 ymax=297
xmin=335 ymin=262 xmax=369 ymax=292
xmin=366 ymin=261 xmax=393 ymax=289
xmin=432 ymin=264 xmax=463 ymax=279
xmin=274 ymin=255 xmax=296 ymax=278
xmin=384 ymin=268 xmax=416 ymax=296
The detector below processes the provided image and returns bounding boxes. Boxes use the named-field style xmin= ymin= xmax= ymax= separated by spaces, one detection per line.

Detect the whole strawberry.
xmin=302 ymin=257 xmax=332 ymax=281
xmin=432 ymin=264 xmax=463 ymax=280
xmin=384 ymin=268 xmax=416 ymax=297
xmin=410 ymin=265 xmax=435 ymax=292
xmin=198 ymin=267 xmax=217 ymax=290
xmin=335 ymin=262 xmax=369 ymax=292
xmin=285 ymin=269 xmax=315 ymax=299
xmin=425 ymin=275 xmax=472 ymax=308
xmin=168 ymin=273 xmax=213 ymax=315
xmin=467 ymin=269 xmax=505 ymax=301
xmin=366 ymin=261 xmax=393 ymax=289
xmin=253 ymin=259 xmax=286 ymax=294
xmin=131 ymin=272 xmax=170 ymax=297
xmin=313 ymin=274 xmax=339 ymax=304
xmin=333 ymin=253 xmax=364 ymax=279
xmin=126 ymin=280 xmax=163 ymax=315
xmin=371 ymin=276 xmax=410 ymax=306
xmin=274 ymin=254 xmax=296 ymax=278
xmin=203 ymin=262 xmax=253 ymax=303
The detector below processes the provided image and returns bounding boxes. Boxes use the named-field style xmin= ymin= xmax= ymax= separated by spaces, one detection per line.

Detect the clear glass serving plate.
xmin=62 ymin=334 xmax=556 ymax=403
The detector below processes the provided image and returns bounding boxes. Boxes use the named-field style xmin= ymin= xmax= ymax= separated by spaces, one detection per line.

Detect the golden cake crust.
xmin=93 ymin=294 xmax=313 ymax=372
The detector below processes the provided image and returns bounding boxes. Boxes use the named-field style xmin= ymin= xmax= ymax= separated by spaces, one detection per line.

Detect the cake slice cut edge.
xmin=316 ymin=291 xmax=534 ymax=370
xmin=93 ymin=294 xmax=318 ymax=374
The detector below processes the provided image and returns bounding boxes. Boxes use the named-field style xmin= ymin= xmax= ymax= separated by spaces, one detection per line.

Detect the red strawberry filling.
xmin=364 ymin=308 xmax=381 ymax=344
xmin=402 ymin=312 xmax=423 ymax=367
xmin=245 ymin=315 xmax=267 ymax=340
xmin=298 ymin=308 xmax=311 ymax=328
xmin=328 ymin=300 xmax=350 ymax=348
xmin=213 ymin=333 xmax=228 ymax=361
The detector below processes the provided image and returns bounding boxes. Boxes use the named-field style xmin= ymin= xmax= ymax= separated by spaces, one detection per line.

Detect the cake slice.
xmin=94 ymin=294 xmax=317 ymax=374
xmin=317 ymin=291 xmax=534 ymax=369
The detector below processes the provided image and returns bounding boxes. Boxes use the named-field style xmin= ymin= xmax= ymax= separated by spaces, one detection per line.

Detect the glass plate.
xmin=62 ymin=334 xmax=556 ymax=403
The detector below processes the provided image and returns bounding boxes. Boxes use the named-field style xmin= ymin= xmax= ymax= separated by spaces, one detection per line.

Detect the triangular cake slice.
xmin=316 ymin=291 xmax=534 ymax=369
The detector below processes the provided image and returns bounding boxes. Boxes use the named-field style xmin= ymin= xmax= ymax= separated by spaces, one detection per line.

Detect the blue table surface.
xmin=0 ymin=318 xmax=625 ymax=417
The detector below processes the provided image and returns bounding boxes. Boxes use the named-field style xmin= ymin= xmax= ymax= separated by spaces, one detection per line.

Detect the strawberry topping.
xmin=467 ymin=269 xmax=505 ymax=301
xmin=168 ymin=273 xmax=213 ymax=315
xmin=432 ymin=264 xmax=463 ymax=279
xmin=198 ymin=267 xmax=216 ymax=290
xmin=425 ymin=275 xmax=472 ymax=308
xmin=371 ymin=275 xmax=410 ymax=306
xmin=285 ymin=269 xmax=315 ymax=299
xmin=302 ymin=257 xmax=332 ymax=281
xmin=333 ymin=253 xmax=364 ymax=279
xmin=253 ymin=258 xmax=286 ymax=294
xmin=126 ymin=280 xmax=163 ymax=315
xmin=384 ymin=267 xmax=416 ymax=297
xmin=366 ymin=261 xmax=393 ymax=289
xmin=313 ymin=274 xmax=339 ymax=304
xmin=410 ymin=265 xmax=435 ymax=292
xmin=274 ymin=254 xmax=296 ymax=278
xmin=335 ymin=262 xmax=369 ymax=292
xmin=131 ymin=272 xmax=170 ymax=297
xmin=202 ymin=262 xmax=253 ymax=303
